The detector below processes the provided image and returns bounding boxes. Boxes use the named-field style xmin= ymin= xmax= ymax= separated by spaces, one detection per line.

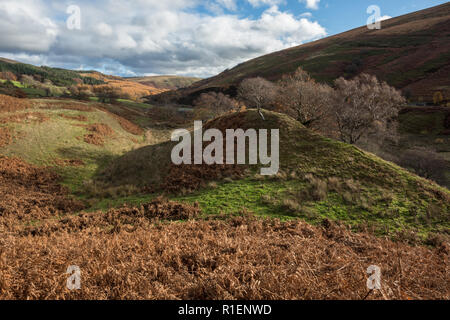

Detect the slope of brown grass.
xmin=81 ymin=123 xmax=115 ymax=146
xmin=0 ymin=94 xmax=30 ymax=113
xmin=0 ymin=156 xmax=84 ymax=221
xmin=39 ymin=101 xmax=95 ymax=112
xmin=108 ymin=112 xmax=144 ymax=136
xmin=92 ymin=105 xmax=145 ymax=136
xmin=0 ymin=155 xmax=447 ymax=300
xmin=58 ymin=114 xmax=88 ymax=122
xmin=0 ymin=112 xmax=49 ymax=124
xmin=79 ymin=72 xmax=167 ymax=99
xmin=20 ymin=197 xmax=201 ymax=236
xmin=0 ymin=215 xmax=447 ymax=300
xmin=0 ymin=127 xmax=12 ymax=148
xmin=128 ymin=75 xmax=201 ymax=90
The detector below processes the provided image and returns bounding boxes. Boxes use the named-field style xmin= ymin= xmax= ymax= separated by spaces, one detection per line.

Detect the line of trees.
xmin=193 ymin=92 xmax=239 ymax=121
xmin=194 ymin=70 xmax=450 ymax=186
xmin=235 ymin=68 xmax=405 ymax=145
xmin=66 ymin=85 xmax=130 ymax=103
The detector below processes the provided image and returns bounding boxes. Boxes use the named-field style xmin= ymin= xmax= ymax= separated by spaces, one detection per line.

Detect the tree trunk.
xmin=257 ymin=106 xmax=266 ymax=121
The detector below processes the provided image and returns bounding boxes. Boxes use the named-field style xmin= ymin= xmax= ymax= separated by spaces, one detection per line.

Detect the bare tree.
xmin=93 ymin=86 xmax=123 ymax=104
xmin=69 ymin=85 xmax=93 ymax=101
xmin=193 ymin=92 xmax=237 ymax=120
xmin=277 ymin=68 xmax=333 ymax=129
xmin=20 ymin=75 xmax=39 ymax=87
xmin=0 ymin=71 xmax=17 ymax=81
xmin=333 ymin=74 xmax=405 ymax=144
xmin=238 ymin=77 xmax=277 ymax=120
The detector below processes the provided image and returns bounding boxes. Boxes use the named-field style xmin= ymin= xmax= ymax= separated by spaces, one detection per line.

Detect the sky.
xmin=0 ymin=0 xmax=447 ymax=78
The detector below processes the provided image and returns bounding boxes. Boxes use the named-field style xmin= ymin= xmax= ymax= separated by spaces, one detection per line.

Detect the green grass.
xmin=21 ymin=87 xmax=47 ymax=98
xmin=97 ymin=110 xmax=449 ymax=241
xmin=89 ymin=97 xmax=152 ymax=110
xmin=171 ymin=174 xmax=448 ymax=240
xmin=89 ymin=167 xmax=449 ymax=241
xmin=0 ymin=100 xmax=147 ymax=194
xmin=0 ymin=79 xmax=25 ymax=88
xmin=116 ymin=99 xmax=152 ymax=109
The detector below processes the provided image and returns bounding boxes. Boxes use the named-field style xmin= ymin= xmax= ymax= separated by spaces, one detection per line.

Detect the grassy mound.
xmin=100 ymin=109 xmax=449 ymax=241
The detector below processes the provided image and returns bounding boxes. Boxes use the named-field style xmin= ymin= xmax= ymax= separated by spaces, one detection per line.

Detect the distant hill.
xmin=169 ymin=3 xmax=450 ymax=103
xmin=127 ymin=75 xmax=201 ymax=90
xmin=0 ymin=60 xmax=169 ymax=98
xmin=0 ymin=57 xmax=19 ymax=64
xmin=0 ymin=59 xmax=104 ymax=87
xmin=78 ymin=71 xmax=167 ymax=99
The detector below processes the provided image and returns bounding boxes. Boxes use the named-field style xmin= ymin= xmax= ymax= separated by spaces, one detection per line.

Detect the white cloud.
xmin=247 ymin=0 xmax=284 ymax=8
xmin=0 ymin=0 xmax=57 ymax=52
xmin=299 ymin=0 xmax=320 ymax=10
xmin=0 ymin=0 xmax=327 ymax=77
xmin=95 ymin=23 xmax=113 ymax=37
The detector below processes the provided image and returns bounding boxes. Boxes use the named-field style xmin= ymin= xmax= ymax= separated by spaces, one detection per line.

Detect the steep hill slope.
xmin=127 ymin=75 xmax=201 ymax=90
xmin=100 ymin=110 xmax=449 ymax=242
xmin=0 ymin=57 xmax=19 ymax=64
xmin=170 ymin=3 xmax=450 ymax=103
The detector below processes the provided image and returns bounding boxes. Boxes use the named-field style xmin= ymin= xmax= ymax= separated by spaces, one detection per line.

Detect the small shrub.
xmin=208 ymin=181 xmax=218 ymax=189
xmin=261 ymin=194 xmax=274 ymax=205
xmin=327 ymin=177 xmax=342 ymax=193
xmin=344 ymin=179 xmax=360 ymax=193
xmin=425 ymin=233 xmax=448 ymax=248
xmin=305 ymin=174 xmax=328 ymax=201
xmin=289 ymin=171 xmax=298 ymax=180
xmin=282 ymin=199 xmax=301 ymax=213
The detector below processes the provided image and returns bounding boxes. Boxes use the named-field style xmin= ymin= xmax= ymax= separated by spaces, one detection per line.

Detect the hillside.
xmin=0 ymin=60 xmax=170 ymax=100
xmin=0 ymin=60 xmax=104 ymax=87
xmin=0 ymin=57 xmax=19 ymax=64
xmin=168 ymin=3 xmax=450 ymax=103
xmin=127 ymin=75 xmax=201 ymax=90
xmin=100 ymin=110 xmax=449 ymax=242
xmin=0 ymin=95 xmax=154 ymax=195
xmin=0 ymin=95 xmax=448 ymax=299
xmin=0 ymin=58 xmax=199 ymax=98
xmin=78 ymin=71 xmax=167 ymax=98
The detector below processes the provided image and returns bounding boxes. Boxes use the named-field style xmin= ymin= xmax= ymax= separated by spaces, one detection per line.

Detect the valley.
xmin=0 ymin=2 xmax=448 ymax=301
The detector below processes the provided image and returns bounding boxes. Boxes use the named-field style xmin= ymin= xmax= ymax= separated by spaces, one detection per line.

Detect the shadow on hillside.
xmin=56 ymin=146 xmax=118 ymax=173
xmin=89 ymin=140 xmax=175 ymax=188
